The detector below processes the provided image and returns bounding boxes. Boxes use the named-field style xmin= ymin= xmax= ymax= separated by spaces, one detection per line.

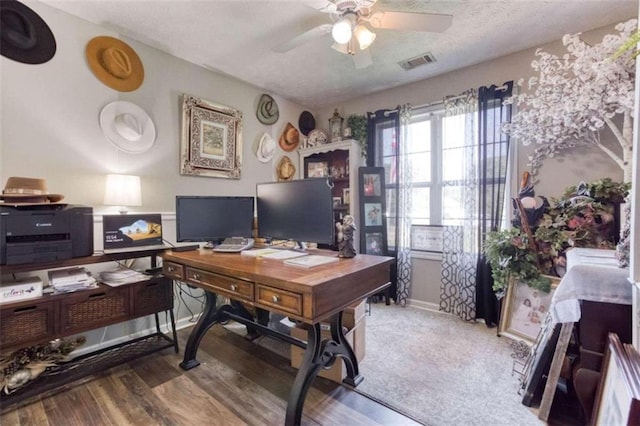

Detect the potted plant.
xmin=484 ymin=178 xmax=630 ymax=298
xmin=484 ymin=227 xmax=552 ymax=298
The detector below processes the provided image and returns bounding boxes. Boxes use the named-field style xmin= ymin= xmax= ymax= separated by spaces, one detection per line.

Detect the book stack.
xmin=48 ymin=267 xmax=98 ymax=293
xmin=99 ymin=268 xmax=148 ymax=287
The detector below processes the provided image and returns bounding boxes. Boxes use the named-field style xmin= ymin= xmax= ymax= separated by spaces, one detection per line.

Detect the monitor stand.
xmin=291 ymin=241 xmax=307 ymax=253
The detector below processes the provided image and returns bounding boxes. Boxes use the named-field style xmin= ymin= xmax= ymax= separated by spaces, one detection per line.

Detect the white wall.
xmin=313 ymin=22 xmax=630 ymax=307
xmin=1 ymin=1 xmax=312 ymax=214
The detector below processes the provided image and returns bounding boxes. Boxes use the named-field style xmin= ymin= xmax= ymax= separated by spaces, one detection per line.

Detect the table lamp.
xmin=103 ymin=174 xmax=142 ymax=214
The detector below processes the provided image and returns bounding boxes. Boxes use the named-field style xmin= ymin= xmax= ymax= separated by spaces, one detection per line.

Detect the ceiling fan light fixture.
xmin=353 ymin=23 xmax=376 ymax=50
xmin=331 ymin=12 xmax=356 ymax=44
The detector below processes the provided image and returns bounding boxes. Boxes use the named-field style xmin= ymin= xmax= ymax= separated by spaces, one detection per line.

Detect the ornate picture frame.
xmin=180 ymin=94 xmax=243 ymax=179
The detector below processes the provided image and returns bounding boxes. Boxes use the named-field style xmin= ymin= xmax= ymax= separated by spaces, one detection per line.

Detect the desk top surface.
xmin=162 ymin=248 xmax=393 ymax=289
xmin=162 ymin=249 xmax=393 ymax=322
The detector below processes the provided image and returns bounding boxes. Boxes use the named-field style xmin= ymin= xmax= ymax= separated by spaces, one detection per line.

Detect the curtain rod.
xmin=412 ymin=84 xmax=509 ymax=110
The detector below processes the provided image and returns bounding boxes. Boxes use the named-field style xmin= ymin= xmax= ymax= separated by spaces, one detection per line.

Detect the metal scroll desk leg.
xmin=179 ymin=291 xmax=219 ymax=370
xmin=329 ymin=312 xmax=363 ymax=387
xmin=286 ymin=323 xmax=324 ymax=426
xmin=285 ymin=312 xmax=364 ymax=426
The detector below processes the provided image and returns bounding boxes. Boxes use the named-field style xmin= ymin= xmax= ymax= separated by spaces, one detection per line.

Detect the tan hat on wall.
xmin=279 ymin=122 xmax=300 ymax=152
xmin=0 ymin=176 xmax=64 ymax=204
xmin=86 ymin=36 xmax=144 ymax=92
xmin=276 ymin=156 xmax=296 ymax=181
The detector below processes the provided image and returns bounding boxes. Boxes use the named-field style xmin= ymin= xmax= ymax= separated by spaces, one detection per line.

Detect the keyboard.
xmin=212 ymin=237 xmax=255 ymax=253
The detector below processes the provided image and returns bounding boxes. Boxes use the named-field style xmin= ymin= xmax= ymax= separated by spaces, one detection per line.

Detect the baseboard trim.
xmin=406 ymin=298 xmax=441 ymax=313
xmin=69 ymin=314 xmax=199 ymax=358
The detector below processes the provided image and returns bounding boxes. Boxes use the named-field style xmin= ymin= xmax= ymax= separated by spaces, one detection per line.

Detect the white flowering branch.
xmin=503 ymin=19 xmax=637 ymax=183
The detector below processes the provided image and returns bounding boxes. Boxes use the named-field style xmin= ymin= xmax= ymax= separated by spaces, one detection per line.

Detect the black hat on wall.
xmin=298 ymin=111 xmax=316 ymax=136
xmin=0 ymin=0 xmax=57 ymax=64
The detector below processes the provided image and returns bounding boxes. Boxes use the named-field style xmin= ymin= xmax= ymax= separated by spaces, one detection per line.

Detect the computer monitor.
xmin=256 ymin=178 xmax=334 ymax=248
xmin=175 ymin=196 xmax=254 ymax=246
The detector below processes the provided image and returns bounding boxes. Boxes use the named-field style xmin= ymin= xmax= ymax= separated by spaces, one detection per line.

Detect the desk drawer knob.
xmin=167 ymin=266 xmax=175 ymax=272
xmin=193 ymin=273 xmax=200 ymax=280
xmin=230 ymin=284 xmax=238 ymax=291
xmin=272 ymin=295 xmax=280 ymax=303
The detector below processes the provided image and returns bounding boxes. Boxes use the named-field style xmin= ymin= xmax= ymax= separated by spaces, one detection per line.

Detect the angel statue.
xmin=336 ymin=215 xmax=356 ymax=258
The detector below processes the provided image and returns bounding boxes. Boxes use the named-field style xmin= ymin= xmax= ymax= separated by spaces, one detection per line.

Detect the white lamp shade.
xmin=104 ymin=174 xmax=142 ymax=211
xmin=332 ymin=16 xmax=353 ymax=44
xmin=354 ymin=24 xmax=376 ymax=50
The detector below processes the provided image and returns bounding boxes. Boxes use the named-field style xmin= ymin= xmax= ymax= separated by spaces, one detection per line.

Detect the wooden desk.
xmin=161 ymin=249 xmax=392 ymax=426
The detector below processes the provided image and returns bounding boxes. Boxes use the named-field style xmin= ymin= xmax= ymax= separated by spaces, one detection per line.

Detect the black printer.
xmin=0 ymin=204 xmax=94 ymax=265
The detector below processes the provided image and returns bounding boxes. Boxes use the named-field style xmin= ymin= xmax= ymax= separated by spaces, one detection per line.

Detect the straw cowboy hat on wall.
xmin=86 ymin=36 xmax=144 ymax=92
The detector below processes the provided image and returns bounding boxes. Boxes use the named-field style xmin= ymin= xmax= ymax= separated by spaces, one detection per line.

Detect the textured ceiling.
xmin=41 ymin=0 xmax=638 ymax=109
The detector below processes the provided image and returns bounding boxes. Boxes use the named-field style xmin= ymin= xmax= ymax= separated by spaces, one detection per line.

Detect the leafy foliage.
xmin=347 ymin=114 xmax=367 ymax=159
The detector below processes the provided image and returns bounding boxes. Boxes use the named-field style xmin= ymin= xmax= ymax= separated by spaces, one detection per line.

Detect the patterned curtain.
xmin=396 ymin=105 xmax=413 ymax=306
xmin=366 ymin=105 xmax=413 ymax=306
xmin=440 ymin=90 xmax=479 ymax=320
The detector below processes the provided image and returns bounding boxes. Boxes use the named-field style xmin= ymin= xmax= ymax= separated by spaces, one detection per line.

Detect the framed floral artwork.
xmin=180 ymin=94 xmax=243 ymax=179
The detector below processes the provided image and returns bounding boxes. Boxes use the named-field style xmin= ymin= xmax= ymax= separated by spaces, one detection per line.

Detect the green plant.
xmin=484 ymin=228 xmax=552 ymax=297
xmin=347 ymin=114 xmax=367 ymax=159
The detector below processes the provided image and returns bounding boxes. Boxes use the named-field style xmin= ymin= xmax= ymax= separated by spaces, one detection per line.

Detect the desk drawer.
xmin=163 ymin=262 xmax=185 ymax=280
xmin=186 ymin=267 xmax=253 ymax=301
xmin=256 ymin=284 xmax=302 ymax=316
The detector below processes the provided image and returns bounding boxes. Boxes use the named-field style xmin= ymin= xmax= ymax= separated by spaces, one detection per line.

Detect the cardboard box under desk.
xmin=342 ymin=299 xmax=366 ymax=330
xmin=290 ymin=316 xmax=366 ymax=384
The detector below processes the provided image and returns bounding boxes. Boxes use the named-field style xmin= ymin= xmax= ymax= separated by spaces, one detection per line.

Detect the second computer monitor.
xmin=256 ymin=178 xmax=334 ymax=246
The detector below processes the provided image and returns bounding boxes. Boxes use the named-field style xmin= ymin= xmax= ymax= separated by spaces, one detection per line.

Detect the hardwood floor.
xmin=1 ymin=325 xmax=420 ymax=425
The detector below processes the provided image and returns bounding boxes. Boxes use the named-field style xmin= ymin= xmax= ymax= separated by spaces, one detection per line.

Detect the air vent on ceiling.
xmin=398 ymin=52 xmax=436 ymax=70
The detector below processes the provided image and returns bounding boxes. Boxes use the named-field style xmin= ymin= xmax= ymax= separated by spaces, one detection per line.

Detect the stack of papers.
xmin=241 ymin=248 xmax=309 ymax=260
xmin=48 ymin=267 xmax=98 ymax=293
xmin=99 ymin=268 xmax=149 ymax=287
xmin=284 ymin=255 xmax=340 ymax=268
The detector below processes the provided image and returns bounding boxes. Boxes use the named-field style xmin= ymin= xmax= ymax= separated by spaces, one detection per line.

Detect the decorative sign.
xmin=410 ymin=225 xmax=444 ymax=253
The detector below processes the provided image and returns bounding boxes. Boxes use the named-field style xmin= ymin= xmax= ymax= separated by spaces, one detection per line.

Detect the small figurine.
xmin=336 ymin=215 xmax=356 ymax=258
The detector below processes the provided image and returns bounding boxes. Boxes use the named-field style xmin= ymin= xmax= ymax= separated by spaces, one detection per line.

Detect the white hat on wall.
xmin=99 ymin=101 xmax=156 ymax=154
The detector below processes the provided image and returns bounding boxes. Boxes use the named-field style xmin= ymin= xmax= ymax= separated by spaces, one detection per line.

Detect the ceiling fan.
xmin=273 ymin=0 xmax=453 ymax=69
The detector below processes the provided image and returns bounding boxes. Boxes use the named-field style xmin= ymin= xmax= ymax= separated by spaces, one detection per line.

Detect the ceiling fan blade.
xmin=352 ymin=48 xmax=373 ymax=69
xmin=369 ymin=11 xmax=453 ymax=32
xmin=273 ymin=23 xmax=332 ymax=53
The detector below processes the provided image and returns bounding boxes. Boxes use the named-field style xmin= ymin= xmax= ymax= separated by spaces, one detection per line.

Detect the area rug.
xmin=226 ymin=304 xmax=543 ymax=426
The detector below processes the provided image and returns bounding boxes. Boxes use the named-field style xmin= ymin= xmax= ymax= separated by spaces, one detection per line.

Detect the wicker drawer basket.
xmin=60 ymin=287 xmax=130 ymax=333
xmin=0 ymin=300 xmax=57 ymax=351
xmin=132 ymin=278 xmax=173 ymax=316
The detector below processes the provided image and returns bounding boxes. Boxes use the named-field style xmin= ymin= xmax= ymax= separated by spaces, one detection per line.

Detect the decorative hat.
xmin=256 ymin=132 xmax=276 ymax=163
xmin=256 ymin=94 xmax=279 ymax=125
xmin=0 ymin=177 xmax=64 ymax=204
xmin=86 ymin=36 xmax=144 ymax=92
xmin=298 ymin=111 xmax=316 ymax=136
xmin=279 ymin=122 xmax=300 ymax=152
xmin=0 ymin=0 xmax=57 ymax=64
xmin=99 ymin=101 xmax=156 ymax=154
xmin=276 ymin=156 xmax=296 ymax=181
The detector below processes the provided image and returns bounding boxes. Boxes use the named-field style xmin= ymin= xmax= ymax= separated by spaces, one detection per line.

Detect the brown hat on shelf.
xmin=276 ymin=156 xmax=296 ymax=181
xmin=0 ymin=176 xmax=64 ymax=205
xmin=279 ymin=122 xmax=300 ymax=152
xmin=85 ymin=36 xmax=144 ymax=92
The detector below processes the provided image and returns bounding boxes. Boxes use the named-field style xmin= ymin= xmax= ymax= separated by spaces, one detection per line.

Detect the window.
xmin=374 ymin=104 xmax=508 ymax=251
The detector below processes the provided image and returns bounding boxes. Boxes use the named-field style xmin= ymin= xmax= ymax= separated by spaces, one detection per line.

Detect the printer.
xmin=0 ymin=204 xmax=94 ymax=265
